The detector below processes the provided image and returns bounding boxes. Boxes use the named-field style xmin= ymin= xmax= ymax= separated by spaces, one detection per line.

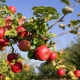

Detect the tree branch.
xmin=48 ymin=15 xmax=65 ymax=30
xmin=72 ymin=1 xmax=79 ymax=9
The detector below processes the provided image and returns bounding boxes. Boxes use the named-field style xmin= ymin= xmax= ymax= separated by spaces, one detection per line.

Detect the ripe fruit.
xmin=7 ymin=53 xmax=17 ymax=62
xmin=18 ymin=40 xmax=31 ymax=51
xmin=34 ymin=45 xmax=50 ymax=61
xmin=16 ymin=26 xmax=28 ymax=38
xmin=8 ymin=6 xmax=16 ymax=14
xmin=0 ymin=46 xmax=6 ymax=50
xmin=18 ymin=19 xmax=24 ymax=25
xmin=0 ymin=74 xmax=4 ymax=80
xmin=47 ymin=52 xmax=57 ymax=62
xmin=74 ymin=70 xmax=80 ymax=77
xmin=16 ymin=26 xmax=26 ymax=33
xmin=11 ymin=62 xmax=22 ymax=73
xmin=5 ymin=26 xmax=12 ymax=30
xmin=0 ymin=28 xmax=5 ymax=39
xmin=0 ymin=38 xmax=9 ymax=46
xmin=5 ymin=16 xmax=12 ymax=26
xmin=57 ymin=68 xmax=65 ymax=77
xmin=25 ymin=64 xmax=30 ymax=71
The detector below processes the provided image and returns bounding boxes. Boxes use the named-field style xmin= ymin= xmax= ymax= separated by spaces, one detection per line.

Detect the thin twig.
xmin=48 ymin=15 xmax=65 ymax=30
xmin=56 ymin=31 xmax=70 ymax=37
xmin=72 ymin=1 xmax=79 ymax=9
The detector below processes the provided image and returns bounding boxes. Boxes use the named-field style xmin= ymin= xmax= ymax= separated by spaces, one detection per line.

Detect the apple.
xmin=5 ymin=16 xmax=12 ymax=26
xmin=7 ymin=53 xmax=17 ymax=62
xmin=34 ymin=45 xmax=50 ymax=61
xmin=16 ymin=26 xmax=26 ymax=33
xmin=16 ymin=26 xmax=28 ymax=38
xmin=74 ymin=70 xmax=80 ymax=77
xmin=25 ymin=64 xmax=30 ymax=71
xmin=47 ymin=52 xmax=57 ymax=62
xmin=57 ymin=68 xmax=65 ymax=77
xmin=5 ymin=26 xmax=12 ymax=30
xmin=25 ymin=64 xmax=30 ymax=69
xmin=0 ymin=28 xmax=5 ymax=39
xmin=18 ymin=40 xmax=31 ymax=51
xmin=18 ymin=19 xmax=24 ymax=25
xmin=0 ymin=46 xmax=6 ymax=50
xmin=11 ymin=62 xmax=22 ymax=73
xmin=0 ymin=38 xmax=9 ymax=46
xmin=0 ymin=38 xmax=9 ymax=50
xmin=8 ymin=6 xmax=16 ymax=14
xmin=5 ymin=16 xmax=12 ymax=20
xmin=0 ymin=74 xmax=4 ymax=80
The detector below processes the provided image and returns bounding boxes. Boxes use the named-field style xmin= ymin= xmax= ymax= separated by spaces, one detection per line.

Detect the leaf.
xmin=70 ymin=30 xmax=77 ymax=34
xmin=70 ymin=20 xmax=80 ymax=26
xmin=46 ymin=33 xmax=56 ymax=38
xmin=60 ymin=0 xmax=70 ymax=6
xmin=24 ymin=21 xmax=34 ymax=31
xmin=33 ymin=38 xmax=38 ymax=44
xmin=17 ymin=13 xmax=23 ymax=19
xmin=4 ymin=29 xmax=17 ymax=37
xmin=0 ymin=0 xmax=6 ymax=2
xmin=28 ymin=50 xmax=34 ymax=59
xmin=0 ymin=18 xmax=5 ymax=26
xmin=78 ymin=0 xmax=80 ymax=3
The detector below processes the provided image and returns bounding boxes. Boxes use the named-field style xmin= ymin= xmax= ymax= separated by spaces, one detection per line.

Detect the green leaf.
xmin=60 ymin=0 xmax=70 ymax=6
xmin=78 ymin=0 xmax=80 ymax=3
xmin=17 ymin=13 xmax=23 ymax=19
xmin=0 ymin=18 xmax=5 ymax=26
xmin=70 ymin=20 xmax=80 ymax=26
xmin=33 ymin=38 xmax=38 ymax=44
xmin=70 ymin=30 xmax=77 ymax=34
xmin=4 ymin=29 xmax=17 ymax=37
xmin=46 ymin=33 xmax=56 ymax=38
xmin=28 ymin=50 xmax=34 ymax=59
xmin=0 ymin=0 xmax=6 ymax=2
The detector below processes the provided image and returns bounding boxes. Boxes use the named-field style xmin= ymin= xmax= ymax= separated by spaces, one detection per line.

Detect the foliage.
xmin=0 ymin=0 xmax=80 ymax=79
xmin=62 ymin=36 xmax=80 ymax=69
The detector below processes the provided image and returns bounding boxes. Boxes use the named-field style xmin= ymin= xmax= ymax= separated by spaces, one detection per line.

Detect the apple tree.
xmin=0 ymin=0 xmax=80 ymax=79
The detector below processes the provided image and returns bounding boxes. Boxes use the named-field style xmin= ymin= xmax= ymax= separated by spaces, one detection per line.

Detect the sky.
xmin=4 ymin=0 xmax=80 ymax=64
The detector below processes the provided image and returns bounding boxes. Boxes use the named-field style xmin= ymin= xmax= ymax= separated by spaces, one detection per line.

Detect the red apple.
xmin=18 ymin=19 xmax=24 ymax=25
xmin=0 ymin=46 xmax=6 ymax=50
xmin=34 ymin=45 xmax=50 ymax=61
xmin=18 ymin=30 xmax=28 ymax=38
xmin=0 ymin=28 xmax=5 ymax=39
xmin=7 ymin=53 xmax=17 ymax=62
xmin=11 ymin=62 xmax=22 ymax=73
xmin=47 ymin=52 xmax=57 ymax=62
xmin=8 ymin=6 xmax=16 ymax=14
xmin=57 ymin=68 xmax=65 ymax=77
xmin=0 ymin=38 xmax=9 ymax=46
xmin=5 ymin=16 xmax=12 ymax=20
xmin=25 ymin=64 xmax=30 ymax=69
xmin=16 ymin=26 xmax=28 ymax=38
xmin=0 ymin=74 xmax=4 ymax=80
xmin=18 ymin=40 xmax=31 ymax=51
xmin=5 ymin=26 xmax=12 ymax=30
xmin=16 ymin=26 xmax=26 ymax=33
xmin=74 ymin=70 xmax=80 ymax=77
xmin=5 ymin=16 xmax=12 ymax=26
